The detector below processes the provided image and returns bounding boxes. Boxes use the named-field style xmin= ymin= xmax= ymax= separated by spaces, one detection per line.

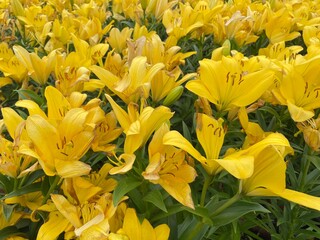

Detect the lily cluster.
xmin=1 ymin=0 xmax=320 ymax=239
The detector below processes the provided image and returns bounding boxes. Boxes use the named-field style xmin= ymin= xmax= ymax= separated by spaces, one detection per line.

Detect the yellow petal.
xmin=159 ymin=174 xmax=195 ymax=209
xmin=58 ymin=108 xmax=88 ymax=141
xmin=276 ymin=189 xmax=320 ymax=211
xmin=140 ymin=106 xmax=173 ymax=146
xmin=13 ymin=45 xmax=33 ymax=71
xmin=36 ymin=211 xmax=70 ymax=240
xmin=154 ymin=224 xmax=170 ymax=240
xmin=51 ymin=194 xmax=82 ymax=228
xmin=90 ymin=66 xmax=120 ymax=92
xmin=26 ymin=115 xmax=59 ymax=175
xmin=287 ymin=100 xmax=314 ymax=122
xmin=163 ymin=131 xmax=207 ymax=165
xmin=232 ymin=70 xmax=274 ymax=107
xmin=109 ymin=153 xmax=136 ymax=175
xmin=55 ymin=158 xmax=91 ymax=178
xmin=186 ymin=80 xmax=216 ymax=104
xmin=105 ymin=94 xmax=131 ymax=132
xmin=122 ymin=208 xmax=141 ymax=240
xmin=242 ymin=146 xmax=286 ymax=195
xmin=217 ymin=155 xmax=254 ymax=179
xmin=1 ymin=107 xmax=24 ymax=140
xmin=16 ymin=100 xmax=47 ymax=119
xmin=141 ymin=219 xmax=156 ymax=240
xmin=45 ymin=86 xmax=71 ymax=120
xmin=124 ymin=134 xmax=143 ymax=154
xmin=196 ymin=113 xmax=224 ymax=160
xmin=72 ymin=177 xmax=102 ymax=204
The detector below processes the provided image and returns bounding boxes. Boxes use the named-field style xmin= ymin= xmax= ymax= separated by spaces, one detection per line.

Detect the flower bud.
xmin=163 ymin=86 xmax=184 ymax=106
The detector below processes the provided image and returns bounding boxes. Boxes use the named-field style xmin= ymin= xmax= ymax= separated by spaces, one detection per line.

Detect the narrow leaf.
xmin=211 ymin=200 xmax=270 ymax=227
xmin=1 ymin=182 xmax=42 ymax=200
xmin=113 ymin=177 xmax=142 ymax=206
xmin=143 ymin=190 xmax=167 ymax=213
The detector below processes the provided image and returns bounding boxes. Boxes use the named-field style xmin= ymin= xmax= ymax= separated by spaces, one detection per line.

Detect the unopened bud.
xmin=163 ymin=86 xmax=184 ymax=106
xmin=221 ymin=39 xmax=231 ymax=56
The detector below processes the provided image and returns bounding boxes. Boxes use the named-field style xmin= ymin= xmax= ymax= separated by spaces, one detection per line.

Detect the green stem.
xmin=200 ymin=174 xmax=213 ymax=207
xmin=210 ymin=193 xmax=241 ymax=218
xmin=42 ymin=175 xmax=60 ymax=205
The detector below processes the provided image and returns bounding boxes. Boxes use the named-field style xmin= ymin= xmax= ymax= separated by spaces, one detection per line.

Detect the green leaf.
xmin=1 ymin=182 xmax=42 ymax=200
xmin=143 ymin=190 xmax=167 ymax=212
xmin=2 ymin=203 xmax=17 ymax=221
xmin=184 ymin=205 xmax=213 ymax=225
xmin=113 ymin=177 xmax=142 ymax=206
xmin=15 ymin=89 xmax=44 ymax=106
xmin=178 ymin=216 xmax=210 ymax=240
xmin=309 ymin=155 xmax=320 ymax=171
xmin=182 ymin=121 xmax=192 ymax=142
xmin=0 ymin=174 xmax=13 ymax=193
xmin=211 ymin=200 xmax=270 ymax=227
xmin=127 ymin=188 xmax=145 ymax=212
xmin=0 ymin=226 xmax=25 ymax=240
xmin=23 ymin=169 xmax=45 ymax=186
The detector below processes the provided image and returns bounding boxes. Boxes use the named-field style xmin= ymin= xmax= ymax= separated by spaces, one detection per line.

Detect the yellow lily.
xmin=38 ymin=171 xmax=122 ymax=239
xmin=13 ymin=45 xmax=57 ymax=85
xmin=109 ymin=208 xmax=170 ymax=240
xmin=162 ymin=2 xmax=203 ymax=46
xmin=54 ymin=51 xmax=90 ymax=96
xmin=186 ymin=55 xmax=274 ymax=112
xmin=107 ymin=27 xmax=133 ymax=54
xmin=91 ymin=111 xmax=123 ymax=153
xmin=76 ymin=17 xmax=113 ymax=45
xmin=19 ymin=108 xmax=94 ymax=178
xmin=272 ymin=64 xmax=320 ymax=122
xmin=143 ymin=123 xmax=197 ymax=209
xmin=0 ymin=137 xmax=36 ymax=178
xmin=163 ymin=113 xmax=254 ymax=178
xmin=265 ymin=8 xmax=300 ymax=44
xmin=0 ymin=42 xmax=27 ymax=83
xmin=239 ymin=136 xmax=320 ymax=211
xmin=91 ymin=56 xmax=164 ymax=103
xmin=144 ymin=0 xmax=177 ymax=20
xmin=105 ymin=94 xmax=173 ymax=154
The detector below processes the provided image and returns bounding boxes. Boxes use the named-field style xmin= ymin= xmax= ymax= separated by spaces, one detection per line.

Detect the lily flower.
xmin=143 ymin=124 xmax=197 ymax=209
xmin=105 ymin=94 xmax=173 ymax=154
xmin=20 ymin=108 xmax=94 ymax=178
xmin=186 ymin=55 xmax=274 ymax=112
xmin=13 ymin=45 xmax=57 ymax=85
xmin=0 ymin=137 xmax=36 ymax=178
xmin=272 ymin=65 xmax=320 ymax=122
xmin=91 ymin=56 xmax=164 ymax=103
xmin=163 ymin=113 xmax=254 ymax=178
xmin=109 ymin=208 xmax=170 ymax=240
xmin=239 ymin=137 xmax=320 ymax=211
xmin=0 ymin=42 xmax=27 ymax=84
xmin=265 ymin=8 xmax=300 ymax=44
